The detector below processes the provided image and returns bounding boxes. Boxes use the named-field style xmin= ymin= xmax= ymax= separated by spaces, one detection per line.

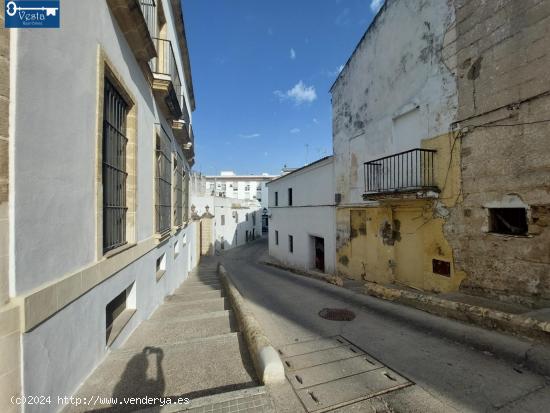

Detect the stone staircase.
xmin=65 ymin=260 xmax=272 ymax=413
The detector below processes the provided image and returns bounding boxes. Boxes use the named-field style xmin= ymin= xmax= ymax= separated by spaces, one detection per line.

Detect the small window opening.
xmin=432 ymin=259 xmax=451 ymax=277
xmin=289 ymin=235 xmax=294 ymax=253
xmin=489 ymin=208 xmax=528 ymax=236
xmin=156 ymin=253 xmax=166 ymax=281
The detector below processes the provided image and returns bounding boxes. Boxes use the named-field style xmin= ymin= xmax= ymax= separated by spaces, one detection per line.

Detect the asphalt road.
xmin=220 ymin=238 xmax=550 ymax=413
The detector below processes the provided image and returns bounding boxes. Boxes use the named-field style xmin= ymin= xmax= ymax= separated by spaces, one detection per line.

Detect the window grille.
xmin=103 ymin=79 xmax=129 ymax=253
xmin=156 ymin=126 xmax=172 ymax=234
xmin=173 ymin=154 xmax=184 ymax=227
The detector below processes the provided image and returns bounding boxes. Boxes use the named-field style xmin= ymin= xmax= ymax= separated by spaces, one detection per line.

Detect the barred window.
xmin=173 ymin=154 xmax=184 ymax=227
xmin=155 ymin=127 xmax=172 ymax=234
xmin=183 ymin=172 xmax=189 ymax=223
xmin=103 ymin=79 xmax=129 ymax=253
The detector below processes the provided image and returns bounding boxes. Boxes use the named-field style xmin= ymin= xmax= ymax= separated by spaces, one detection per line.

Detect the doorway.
xmin=313 ymin=236 xmax=325 ymax=272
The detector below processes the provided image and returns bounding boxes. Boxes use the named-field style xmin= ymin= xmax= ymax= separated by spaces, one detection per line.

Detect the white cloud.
xmin=290 ymin=128 xmax=301 ymax=134
xmin=274 ymin=81 xmax=317 ymax=105
xmin=335 ymin=8 xmax=350 ymax=25
xmin=313 ymin=118 xmax=319 ymax=124
xmin=290 ymin=48 xmax=296 ymax=60
xmin=239 ymin=133 xmax=261 ymax=139
xmin=370 ymin=0 xmax=384 ymax=13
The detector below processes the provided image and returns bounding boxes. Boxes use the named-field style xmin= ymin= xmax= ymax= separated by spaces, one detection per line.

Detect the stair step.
xmin=167 ymin=290 xmax=224 ymax=302
xmin=150 ymin=298 xmax=229 ymax=319
xmin=67 ymin=333 xmax=257 ymax=412
xmin=174 ymin=284 xmax=222 ymax=295
xmin=121 ymin=313 xmax=236 ymax=350
xmin=170 ymin=386 xmax=271 ymax=412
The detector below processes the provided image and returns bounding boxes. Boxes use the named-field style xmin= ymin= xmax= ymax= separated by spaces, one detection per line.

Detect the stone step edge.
xmin=143 ymin=310 xmax=233 ymax=324
xmin=136 ymin=386 xmax=268 ymax=413
xmin=113 ymin=332 xmax=242 ymax=358
xmin=160 ymin=297 xmax=227 ymax=308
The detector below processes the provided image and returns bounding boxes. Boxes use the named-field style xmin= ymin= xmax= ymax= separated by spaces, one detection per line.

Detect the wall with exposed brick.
xmin=447 ymin=0 xmax=550 ymax=305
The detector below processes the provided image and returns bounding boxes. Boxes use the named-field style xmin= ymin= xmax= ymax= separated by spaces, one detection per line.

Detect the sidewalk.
xmin=65 ymin=259 xmax=274 ymax=413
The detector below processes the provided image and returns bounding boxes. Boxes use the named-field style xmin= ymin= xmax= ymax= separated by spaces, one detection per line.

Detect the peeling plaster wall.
xmin=446 ymin=0 xmax=550 ymax=305
xmin=331 ymin=0 xmax=461 ymax=289
xmin=331 ymin=0 xmax=458 ymax=205
xmin=336 ymin=133 xmax=465 ymax=292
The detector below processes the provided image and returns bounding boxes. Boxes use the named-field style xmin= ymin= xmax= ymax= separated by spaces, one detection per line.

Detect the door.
xmin=314 ymin=237 xmax=325 ymax=272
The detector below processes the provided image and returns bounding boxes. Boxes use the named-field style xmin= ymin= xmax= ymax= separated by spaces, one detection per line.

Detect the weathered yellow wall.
xmin=336 ymin=132 xmax=466 ymax=293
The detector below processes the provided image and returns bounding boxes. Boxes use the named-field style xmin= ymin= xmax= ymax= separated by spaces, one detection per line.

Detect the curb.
xmin=217 ymin=263 xmax=286 ymax=385
xmin=365 ymin=282 xmax=550 ymax=343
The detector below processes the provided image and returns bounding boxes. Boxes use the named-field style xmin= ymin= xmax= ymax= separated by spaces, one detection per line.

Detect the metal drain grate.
xmin=319 ymin=308 xmax=356 ymax=321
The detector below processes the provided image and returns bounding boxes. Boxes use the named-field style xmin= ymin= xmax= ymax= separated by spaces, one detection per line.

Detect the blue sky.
xmin=183 ymin=0 xmax=383 ymax=175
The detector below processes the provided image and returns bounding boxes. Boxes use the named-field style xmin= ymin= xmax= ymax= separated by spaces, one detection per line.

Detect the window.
xmin=275 ymin=191 xmax=278 ymax=206
xmin=105 ymin=282 xmax=135 ymax=346
xmin=173 ymin=154 xmax=184 ymax=227
xmin=288 ymin=188 xmax=293 ymax=206
xmin=252 ymin=213 xmax=256 ymax=225
xmin=246 ymin=213 xmax=248 ymax=221
xmin=174 ymin=240 xmax=180 ymax=257
xmin=245 ymin=184 xmax=250 ymax=192
xmin=156 ymin=253 xmax=166 ymax=281
xmin=489 ymin=208 xmax=528 ymax=236
xmin=432 ymin=259 xmax=451 ymax=277
xmin=289 ymin=235 xmax=294 ymax=253
xmin=275 ymin=230 xmax=279 ymax=245
xmin=221 ymin=215 xmax=225 ymax=226
xmin=183 ymin=172 xmax=189 ymax=223
xmin=102 ymin=79 xmax=129 ymax=253
xmin=155 ymin=127 xmax=172 ymax=234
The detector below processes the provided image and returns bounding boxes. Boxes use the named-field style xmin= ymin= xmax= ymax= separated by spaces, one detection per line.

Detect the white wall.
xmin=331 ymin=0 xmax=457 ymax=204
xmin=12 ymin=1 xmax=198 ymax=410
xmin=23 ymin=224 xmax=197 ymax=413
xmin=192 ymin=195 xmax=262 ymax=252
xmin=267 ymin=158 xmax=336 ymax=274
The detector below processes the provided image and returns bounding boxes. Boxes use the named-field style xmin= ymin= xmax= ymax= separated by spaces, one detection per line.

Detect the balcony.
xmin=171 ymin=94 xmax=191 ymax=147
xmin=363 ymin=148 xmax=438 ymax=200
xmin=183 ymin=123 xmax=195 ymax=166
xmin=150 ymin=38 xmax=183 ymax=119
xmin=106 ymin=0 xmax=157 ymax=62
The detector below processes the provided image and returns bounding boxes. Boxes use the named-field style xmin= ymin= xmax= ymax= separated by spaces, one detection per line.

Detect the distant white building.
xmin=191 ymin=173 xmax=262 ymax=253
xmin=205 ymin=171 xmax=277 ymax=209
xmin=267 ymin=156 xmax=336 ymax=274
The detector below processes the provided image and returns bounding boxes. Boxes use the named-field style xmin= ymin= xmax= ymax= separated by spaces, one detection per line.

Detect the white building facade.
xmin=267 ymin=157 xmax=337 ymax=274
xmin=0 ymin=1 xmax=198 ymax=411
xmin=205 ymin=171 xmax=276 ymax=209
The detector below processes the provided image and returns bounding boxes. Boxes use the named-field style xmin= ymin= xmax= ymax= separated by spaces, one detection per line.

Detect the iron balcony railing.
xmin=139 ymin=0 xmax=156 ymax=39
xmin=150 ymin=37 xmax=183 ymax=111
xmin=364 ymin=148 xmax=437 ymax=194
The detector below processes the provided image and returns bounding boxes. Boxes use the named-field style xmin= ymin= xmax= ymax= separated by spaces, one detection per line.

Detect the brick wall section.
xmin=446 ymin=0 xmax=550 ymax=305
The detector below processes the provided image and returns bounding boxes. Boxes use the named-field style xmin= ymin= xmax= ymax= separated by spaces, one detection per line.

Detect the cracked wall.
xmin=445 ymin=0 xmax=550 ymax=306
xmin=332 ymin=0 xmax=464 ymax=292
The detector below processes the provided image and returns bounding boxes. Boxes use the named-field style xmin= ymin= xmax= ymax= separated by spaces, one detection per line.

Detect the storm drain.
xmin=279 ymin=335 xmax=412 ymax=412
xmin=319 ymin=308 xmax=356 ymax=321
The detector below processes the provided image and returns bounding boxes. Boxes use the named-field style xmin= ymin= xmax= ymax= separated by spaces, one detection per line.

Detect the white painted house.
xmin=267 ymin=156 xmax=337 ymax=274
xmin=192 ymin=174 xmax=262 ymax=253
xmin=0 ymin=1 xmax=198 ymax=411
xmin=205 ymin=171 xmax=276 ymax=209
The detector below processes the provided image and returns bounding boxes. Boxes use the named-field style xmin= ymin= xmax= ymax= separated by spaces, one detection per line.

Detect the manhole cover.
xmin=319 ymin=308 xmax=355 ymax=321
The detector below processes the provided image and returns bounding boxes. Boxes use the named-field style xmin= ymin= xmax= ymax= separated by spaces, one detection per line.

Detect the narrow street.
xmin=221 ymin=238 xmax=550 ymax=413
